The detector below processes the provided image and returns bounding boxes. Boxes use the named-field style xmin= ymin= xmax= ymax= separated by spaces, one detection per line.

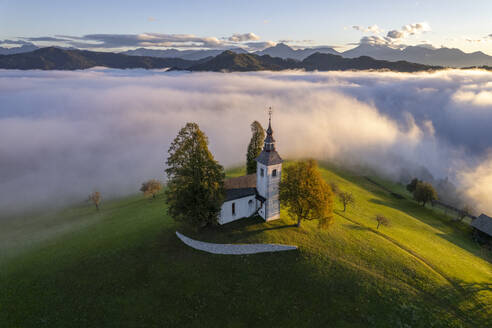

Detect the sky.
xmin=1 ymin=0 xmax=492 ymax=53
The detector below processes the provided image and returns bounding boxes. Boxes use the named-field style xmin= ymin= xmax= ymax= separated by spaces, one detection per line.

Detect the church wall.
xmin=256 ymin=162 xmax=282 ymax=221
xmin=265 ymin=163 xmax=281 ymax=220
xmin=218 ymin=195 xmax=257 ymax=225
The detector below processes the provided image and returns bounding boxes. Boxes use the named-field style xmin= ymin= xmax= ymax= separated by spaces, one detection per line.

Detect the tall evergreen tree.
xmin=246 ymin=121 xmax=265 ymax=174
xmin=165 ymin=123 xmax=225 ymax=228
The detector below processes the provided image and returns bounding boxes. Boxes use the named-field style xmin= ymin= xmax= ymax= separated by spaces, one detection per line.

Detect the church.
xmin=218 ymin=116 xmax=283 ymax=225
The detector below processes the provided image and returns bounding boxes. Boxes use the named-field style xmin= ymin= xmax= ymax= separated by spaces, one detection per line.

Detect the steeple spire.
xmin=263 ymin=107 xmax=275 ymax=152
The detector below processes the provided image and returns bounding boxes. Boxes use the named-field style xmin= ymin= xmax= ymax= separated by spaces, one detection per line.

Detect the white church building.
xmin=218 ymin=116 xmax=283 ymax=225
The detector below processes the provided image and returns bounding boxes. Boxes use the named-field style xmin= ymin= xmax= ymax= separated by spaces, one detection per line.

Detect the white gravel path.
xmin=176 ymin=231 xmax=298 ymax=255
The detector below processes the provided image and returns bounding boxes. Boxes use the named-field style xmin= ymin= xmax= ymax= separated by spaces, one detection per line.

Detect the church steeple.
xmin=263 ymin=107 xmax=275 ymax=152
xmin=255 ymin=106 xmax=282 ymax=222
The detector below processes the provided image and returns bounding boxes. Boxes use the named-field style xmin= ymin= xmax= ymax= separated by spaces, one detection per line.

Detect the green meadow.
xmin=0 ymin=163 xmax=490 ymax=327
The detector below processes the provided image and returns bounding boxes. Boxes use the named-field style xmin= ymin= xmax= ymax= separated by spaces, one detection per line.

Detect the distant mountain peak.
xmin=272 ymin=43 xmax=292 ymax=49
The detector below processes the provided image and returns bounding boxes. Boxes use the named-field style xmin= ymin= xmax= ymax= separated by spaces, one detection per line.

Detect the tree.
xmin=338 ymin=191 xmax=355 ymax=212
xmin=279 ymin=159 xmax=334 ymax=228
xmin=88 ymin=191 xmax=101 ymax=210
xmin=457 ymin=204 xmax=474 ymax=222
xmin=140 ymin=179 xmax=162 ymax=199
xmin=375 ymin=214 xmax=390 ymax=230
xmin=413 ymin=182 xmax=438 ymax=207
xmin=330 ymin=182 xmax=339 ymax=195
xmin=165 ymin=122 xmax=225 ymax=229
xmin=246 ymin=121 xmax=265 ymax=174
xmin=406 ymin=178 xmax=421 ymax=193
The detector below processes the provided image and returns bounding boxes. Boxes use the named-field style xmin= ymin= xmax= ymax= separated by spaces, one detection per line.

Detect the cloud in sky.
xmin=0 ymin=39 xmax=33 ymax=45
xmin=465 ymin=34 xmax=492 ymax=43
xmin=227 ymin=33 xmax=260 ymax=42
xmin=13 ymin=32 xmax=274 ymax=51
xmin=354 ymin=22 xmax=431 ymax=47
xmin=244 ymin=41 xmax=277 ymax=49
xmin=352 ymin=25 xmax=383 ymax=34
xmin=1 ymin=69 xmax=492 ymax=216
xmin=385 ymin=22 xmax=430 ymax=42
xmin=22 ymin=36 xmax=71 ymax=42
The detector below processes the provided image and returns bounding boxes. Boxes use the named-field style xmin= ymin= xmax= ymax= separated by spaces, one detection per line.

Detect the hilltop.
xmin=1 ymin=163 xmax=490 ymax=327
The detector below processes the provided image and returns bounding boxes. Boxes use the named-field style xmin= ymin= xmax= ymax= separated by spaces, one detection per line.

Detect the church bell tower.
xmin=256 ymin=108 xmax=283 ymax=221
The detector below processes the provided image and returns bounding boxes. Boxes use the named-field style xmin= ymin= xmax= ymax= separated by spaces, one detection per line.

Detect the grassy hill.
xmin=0 ymin=163 xmax=490 ymax=327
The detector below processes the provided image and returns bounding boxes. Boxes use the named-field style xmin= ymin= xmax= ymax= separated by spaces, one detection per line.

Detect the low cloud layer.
xmin=1 ymin=69 xmax=492 ymax=215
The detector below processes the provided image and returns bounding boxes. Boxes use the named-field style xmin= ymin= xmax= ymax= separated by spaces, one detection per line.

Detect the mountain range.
xmin=0 ymin=47 xmax=201 ymax=70
xmin=0 ymin=44 xmax=39 ymax=55
xmin=343 ymin=44 xmax=492 ymax=67
xmin=123 ymin=43 xmax=492 ymax=67
xmin=3 ymin=42 xmax=492 ymax=67
xmin=254 ymin=43 xmax=340 ymax=60
xmin=120 ymin=47 xmax=248 ymax=60
xmin=0 ymin=47 xmax=441 ymax=72
xmin=185 ymin=50 xmax=438 ymax=72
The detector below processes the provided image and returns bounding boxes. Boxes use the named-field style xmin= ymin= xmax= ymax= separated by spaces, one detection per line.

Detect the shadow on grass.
xmin=177 ymin=216 xmax=298 ymax=244
xmin=343 ymin=223 xmax=371 ymax=231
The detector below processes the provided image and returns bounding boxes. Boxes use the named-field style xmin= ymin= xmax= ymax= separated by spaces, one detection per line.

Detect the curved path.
xmin=176 ymin=231 xmax=298 ymax=255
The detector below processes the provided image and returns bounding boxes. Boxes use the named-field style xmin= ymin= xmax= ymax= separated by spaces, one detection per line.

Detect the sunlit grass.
xmin=0 ymin=162 xmax=490 ymax=327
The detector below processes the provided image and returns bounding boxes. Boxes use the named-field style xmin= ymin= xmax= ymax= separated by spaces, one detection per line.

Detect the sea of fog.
xmin=1 ymin=68 xmax=492 ymax=215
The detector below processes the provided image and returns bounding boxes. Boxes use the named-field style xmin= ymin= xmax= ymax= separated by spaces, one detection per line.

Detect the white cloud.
xmin=244 ymin=41 xmax=277 ymax=49
xmin=359 ymin=35 xmax=392 ymax=46
xmin=228 ymin=33 xmax=260 ymax=42
xmin=402 ymin=23 xmax=430 ymax=35
xmin=1 ymin=69 xmax=492 ymax=216
xmin=352 ymin=25 xmax=383 ymax=34
xmin=354 ymin=22 xmax=431 ymax=47
xmin=20 ymin=33 xmax=262 ymax=50
xmin=465 ymin=34 xmax=492 ymax=43
xmin=387 ymin=22 xmax=430 ymax=41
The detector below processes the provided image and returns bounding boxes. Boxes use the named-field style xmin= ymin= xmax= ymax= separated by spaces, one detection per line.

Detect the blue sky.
xmin=1 ymin=0 xmax=492 ymax=53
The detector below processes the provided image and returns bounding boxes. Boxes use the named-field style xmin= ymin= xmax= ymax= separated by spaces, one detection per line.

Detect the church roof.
xmin=224 ymin=174 xmax=257 ymax=201
xmin=256 ymin=150 xmax=283 ymax=166
xmin=471 ymin=213 xmax=492 ymax=236
xmin=255 ymin=111 xmax=282 ymax=166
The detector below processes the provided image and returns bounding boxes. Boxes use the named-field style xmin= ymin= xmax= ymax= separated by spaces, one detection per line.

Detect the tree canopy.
xmin=413 ymin=182 xmax=438 ymax=207
xmin=338 ymin=191 xmax=355 ymax=212
xmin=246 ymin=121 xmax=265 ymax=174
xmin=375 ymin=214 xmax=390 ymax=230
xmin=406 ymin=178 xmax=421 ymax=193
xmin=88 ymin=191 xmax=101 ymax=210
xmin=165 ymin=122 xmax=225 ymax=228
xmin=140 ymin=179 xmax=162 ymax=199
xmin=279 ymin=159 xmax=334 ymax=228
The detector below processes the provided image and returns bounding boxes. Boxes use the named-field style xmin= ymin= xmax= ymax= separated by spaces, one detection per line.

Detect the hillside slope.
xmin=0 ymin=164 xmax=490 ymax=327
xmin=185 ymin=51 xmax=439 ymax=72
xmin=0 ymin=47 xmax=200 ymax=70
